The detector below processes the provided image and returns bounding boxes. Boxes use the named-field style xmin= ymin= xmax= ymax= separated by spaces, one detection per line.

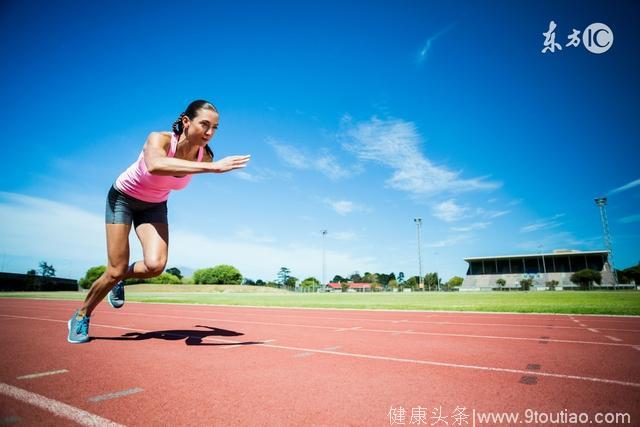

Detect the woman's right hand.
xmin=212 ymin=155 xmax=251 ymax=173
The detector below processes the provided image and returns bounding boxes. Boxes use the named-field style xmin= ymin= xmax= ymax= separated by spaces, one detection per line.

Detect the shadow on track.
xmin=92 ymin=325 xmax=263 ymax=346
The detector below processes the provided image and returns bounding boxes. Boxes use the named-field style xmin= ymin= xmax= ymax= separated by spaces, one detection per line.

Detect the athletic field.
xmin=1 ymin=286 xmax=639 ymax=315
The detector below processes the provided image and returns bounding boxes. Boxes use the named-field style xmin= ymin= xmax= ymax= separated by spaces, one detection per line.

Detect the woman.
xmin=68 ymin=100 xmax=250 ymax=343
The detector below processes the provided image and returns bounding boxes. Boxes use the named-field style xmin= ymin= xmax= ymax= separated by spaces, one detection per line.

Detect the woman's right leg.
xmin=79 ymin=223 xmax=131 ymax=317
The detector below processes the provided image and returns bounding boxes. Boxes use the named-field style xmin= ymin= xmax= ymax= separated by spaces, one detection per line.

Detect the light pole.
xmin=594 ymin=197 xmax=618 ymax=288
xmin=321 ymin=230 xmax=328 ymax=291
xmin=414 ymin=218 xmax=424 ymax=291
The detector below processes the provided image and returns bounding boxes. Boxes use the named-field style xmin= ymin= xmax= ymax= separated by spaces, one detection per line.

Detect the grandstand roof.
xmin=464 ymin=250 xmax=608 ymax=262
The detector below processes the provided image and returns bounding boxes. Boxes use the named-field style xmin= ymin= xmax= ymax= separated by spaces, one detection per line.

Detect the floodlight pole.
xmin=414 ymin=218 xmax=424 ymax=291
xmin=321 ymin=230 xmax=328 ymax=291
xmin=594 ymin=197 xmax=618 ymax=289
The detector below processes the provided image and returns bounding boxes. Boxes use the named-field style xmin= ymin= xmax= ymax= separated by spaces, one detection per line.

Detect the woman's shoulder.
xmin=145 ymin=131 xmax=173 ymax=147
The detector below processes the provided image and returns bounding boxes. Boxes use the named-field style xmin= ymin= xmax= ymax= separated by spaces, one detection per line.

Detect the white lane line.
xmin=335 ymin=326 xmax=362 ymax=332
xmin=223 ymin=339 xmax=275 ymax=350
xmin=634 ymin=346 xmax=640 ymax=352
xmin=17 ymin=369 xmax=68 ymax=380
xmin=324 ymin=346 xmax=340 ymax=351
xmin=0 ymin=383 xmax=123 ymax=427
xmin=606 ymin=336 xmax=623 ymax=342
xmin=2 ymin=314 xmax=637 ymax=349
xmin=392 ymin=330 xmax=414 ymax=336
xmin=587 ymin=328 xmax=599 ymax=333
xmin=579 ymin=324 xmax=587 ymax=327
xmin=88 ymin=388 xmax=143 ymax=403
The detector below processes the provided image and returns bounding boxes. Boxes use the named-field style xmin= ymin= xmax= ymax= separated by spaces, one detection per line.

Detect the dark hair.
xmin=172 ymin=99 xmax=217 ymax=160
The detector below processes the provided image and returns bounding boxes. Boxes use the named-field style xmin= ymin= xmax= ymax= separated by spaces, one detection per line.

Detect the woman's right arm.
xmin=144 ymin=132 xmax=250 ymax=175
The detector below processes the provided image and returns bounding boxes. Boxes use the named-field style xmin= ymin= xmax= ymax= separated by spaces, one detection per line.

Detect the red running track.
xmin=1 ymin=298 xmax=639 ymax=426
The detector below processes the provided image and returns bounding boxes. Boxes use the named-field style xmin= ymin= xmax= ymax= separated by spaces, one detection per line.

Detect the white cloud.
xmin=341 ymin=117 xmax=500 ymax=196
xmin=608 ymin=178 xmax=640 ymax=196
xmin=268 ymin=138 xmax=353 ymax=181
xmin=450 ymin=222 xmax=491 ymax=232
xmin=233 ymin=227 xmax=276 ymax=243
xmin=619 ymin=214 xmax=640 ymax=224
xmin=269 ymin=139 xmax=307 ymax=169
xmin=433 ymin=199 xmax=468 ymax=222
xmin=324 ymin=199 xmax=368 ymax=216
xmin=520 ymin=214 xmax=565 ymax=233
xmin=330 ymin=231 xmax=357 ymax=241
xmin=425 ymin=234 xmax=470 ymax=248
xmin=417 ymin=23 xmax=456 ymax=64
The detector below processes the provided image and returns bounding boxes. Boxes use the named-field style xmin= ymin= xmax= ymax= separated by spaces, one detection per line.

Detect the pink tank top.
xmin=114 ymin=133 xmax=204 ymax=203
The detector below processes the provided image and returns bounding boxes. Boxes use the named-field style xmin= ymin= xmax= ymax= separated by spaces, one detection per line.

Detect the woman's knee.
xmin=144 ymin=258 xmax=166 ymax=275
xmin=106 ymin=265 xmax=129 ymax=281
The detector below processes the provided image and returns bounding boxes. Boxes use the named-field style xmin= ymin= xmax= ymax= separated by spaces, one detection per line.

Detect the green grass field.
xmin=1 ymin=285 xmax=639 ymax=315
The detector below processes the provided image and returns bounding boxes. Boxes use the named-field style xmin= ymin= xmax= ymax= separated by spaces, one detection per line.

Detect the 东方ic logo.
xmin=542 ymin=21 xmax=613 ymax=54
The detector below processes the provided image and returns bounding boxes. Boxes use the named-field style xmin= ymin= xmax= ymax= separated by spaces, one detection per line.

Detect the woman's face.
xmin=183 ymin=109 xmax=219 ymax=146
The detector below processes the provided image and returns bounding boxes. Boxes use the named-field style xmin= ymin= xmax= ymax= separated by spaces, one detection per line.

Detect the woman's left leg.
xmin=127 ymin=222 xmax=169 ymax=279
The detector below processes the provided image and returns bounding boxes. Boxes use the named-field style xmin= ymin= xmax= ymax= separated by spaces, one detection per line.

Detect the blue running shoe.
xmin=67 ymin=310 xmax=90 ymax=344
xmin=108 ymin=281 xmax=125 ymax=308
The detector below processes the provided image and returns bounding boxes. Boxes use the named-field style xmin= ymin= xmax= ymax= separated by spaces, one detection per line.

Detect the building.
xmin=326 ymin=282 xmax=372 ymax=292
xmin=460 ymin=249 xmax=616 ymax=291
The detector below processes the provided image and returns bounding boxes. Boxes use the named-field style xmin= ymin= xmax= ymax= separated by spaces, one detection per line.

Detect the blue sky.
xmin=1 ymin=0 xmax=638 ymax=282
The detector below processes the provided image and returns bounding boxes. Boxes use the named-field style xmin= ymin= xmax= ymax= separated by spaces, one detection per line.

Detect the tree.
xmin=165 ymin=267 xmax=183 ymax=280
xmin=546 ymin=280 xmax=559 ymax=291
xmin=446 ymin=276 xmax=464 ymax=291
xmin=243 ymin=278 xmax=256 ymax=285
xmin=193 ymin=265 xmax=243 ymax=284
xmin=39 ymin=261 xmax=55 ymax=278
xmin=78 ymin=266 xmax=106 ymax=290
xmin=388 ymin=279 xmax=398 ymax=291
xmin=349 ymin=273 xmax=362 ymax=283
xmin=332 ymin=274 xmax=346 ymax=283
xmin=301 ymin=277 xmax=320 ymax=288
xmin=255 ymin=279 xmax=266 ymax=286
xmin=278 ymin=267 xmax=291 ymax=287
xmin=519 ymin=277 xmax=533 ymax=291
xmin=361 ymin=272 xmax=373 ymax=283
xmin=570 ymin=269 xmax=602 ymax=290
xmin=145 ymin=273 xmax=181 ymax=284
xmin=424 ymin=273 xmax=440 ymax=291
xmin=496 ymin=278 xmax=506 ymax=291
xmin=397 ymin=272 xmax=405 ymax=284
xmin=26 ymin=269 xmax=37 ymax=276
xmin=404 ymin=276 xmax=419 ymax=290
xmin=341 ymin=282 xmax=350 ymax=292
xmin=284 ymin=276 xmax=298 ymax=288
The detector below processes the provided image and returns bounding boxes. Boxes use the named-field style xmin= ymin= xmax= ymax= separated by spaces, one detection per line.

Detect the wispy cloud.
xmin=619 ymin=214 xmax=640 ymax=224
xmin=234 ymin=167 xmax=291 ymax=182
xmin=341 ymin=117 xmax=500 ymax=196
xmin=520 ymin=214 xmax=565 ymax=233
xmin=268 ymin=138 xmax=353 ymax=181
xmin=608 ymin=178 xmax=640 ymax=196
xmin=417 ymin=23 xmax=456 ymax=64
xmin=329 ymin=231 xmax=357 ymax=241
xmin=324 ymin=199 xmax=368 ymax=216
xmin=233 ymin=227 xmax=276 ymax=243
xmin=433 ymin=199 xmax=468 ymax=222
xmin=451 ymin=222 xmax=491 ymax=232
xmin=426 ymin=234 xmax=470 ymax=248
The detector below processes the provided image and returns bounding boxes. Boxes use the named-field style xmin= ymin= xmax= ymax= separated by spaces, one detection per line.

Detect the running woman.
xmin=68 ymin=100 xmax=250 ymax=343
